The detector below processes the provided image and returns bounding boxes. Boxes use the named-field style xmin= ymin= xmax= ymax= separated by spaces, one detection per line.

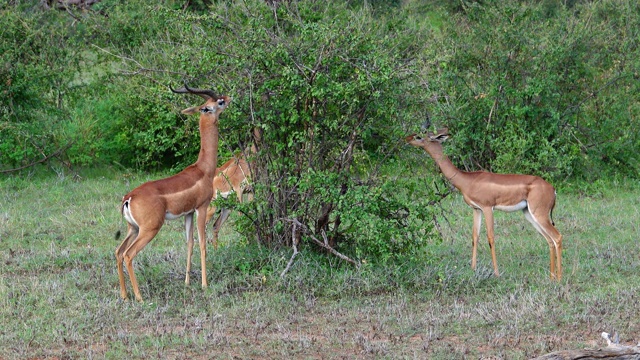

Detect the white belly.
xmin=165 ymin=210 xmax=192 ymax=220
xmin=216 ymin=190 xmax=234 ymax=199
xmin=494 ymin=200 xmax=528 ymax=212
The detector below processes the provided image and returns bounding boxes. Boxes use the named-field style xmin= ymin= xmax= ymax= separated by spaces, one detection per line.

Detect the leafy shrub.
xmin=118 ymin=0 xmax=440 ymax=261
xmin=422 ymin=0 xmax=639 ymax=181
xmin=0 ymin=7 xmax=81 ymax=169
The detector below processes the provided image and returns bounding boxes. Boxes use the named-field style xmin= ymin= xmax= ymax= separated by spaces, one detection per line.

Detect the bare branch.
xmin=280 ymin=220 xmax=300 ymax=278
xmin=532 ymin=332 xmax=640 ymax=359
xmin=0 ymin=142 xmax=74 ymax=174
xmin=285 ymin=218 xmax=360 ymax=268
xmin=317 ymin=229 xmax=359 ymax=267
xmin=90 ymin=44 xmax=186 ymax=80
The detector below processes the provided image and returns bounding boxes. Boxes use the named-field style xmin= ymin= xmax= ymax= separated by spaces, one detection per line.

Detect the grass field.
xmin=1 ymin=169 xmax=639 ymax=359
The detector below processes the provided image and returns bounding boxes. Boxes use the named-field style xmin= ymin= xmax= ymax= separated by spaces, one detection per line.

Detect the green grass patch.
xmin=1 ymin=169 xmax=639 ymax=359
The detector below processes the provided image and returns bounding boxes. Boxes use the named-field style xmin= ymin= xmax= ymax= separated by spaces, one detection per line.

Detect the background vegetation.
xmin=2 ymin=0 xmax=638 ymax=258
xmin=1 ymin=0 xmax=639 ymax=357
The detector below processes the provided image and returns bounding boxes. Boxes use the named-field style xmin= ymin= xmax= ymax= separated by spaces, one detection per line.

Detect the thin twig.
xmin=285 ymin=218 xmax=360 ymax=268
xmin=280 ymin=220 xmax=299 ymax=278
xmin=0 ymin=141 xmax=74 ymax=174
xmin=431 ymin=181 xmax=455 ymax=243
xmin=487 ymin=84 xmax=502 ymax=128
xmin=316 ymin=229 xmax=359 ymax=267
xmin=90 ymin=44 xmax=185 ymax=78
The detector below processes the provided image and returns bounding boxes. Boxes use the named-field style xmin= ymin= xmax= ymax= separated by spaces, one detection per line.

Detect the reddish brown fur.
xmin=406 ymin=129 xmax=563 ymax=280
xmin=205 ymin=128 xmax=260 ymax=248
xmin=115 ymin=92 xmax=230 ymax=302
xmin=204 ymin=153 xmax=252 ymax=248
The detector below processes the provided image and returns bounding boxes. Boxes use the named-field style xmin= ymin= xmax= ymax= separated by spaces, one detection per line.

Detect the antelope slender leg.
xmin=196 ymin=205 xmax=208 ymax=289
xmin=471 ymin=209 xmax=482 ymax=271
xmin=205 ymin=205 xmax=217 ymax=224
xmin=184 ymin=213 xmax=194 ymax=285
xmin=483 ymin=208 xmax=499 ymax=276
xmin=211 ymin=208 xmax=232 ymax=250
xmin=524 ymin=208 xmax=563 ymax=280
xmin=115 ymin=225 xmax=137 ymax=300
xmin=555 ymin=235 xmax=563 ymax=280
xmin=122 ymin=228 xmax=160 ymax=302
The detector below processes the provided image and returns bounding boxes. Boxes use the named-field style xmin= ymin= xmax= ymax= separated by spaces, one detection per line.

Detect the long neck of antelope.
xmin=426 ymin=145 xmax=467 ymax=191
xmin=195 ymin=116 xmax=219 ymax=178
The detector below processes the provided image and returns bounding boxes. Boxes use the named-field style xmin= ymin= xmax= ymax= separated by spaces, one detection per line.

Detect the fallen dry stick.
xmin=532 ymin=332 xmax=640 ymax=360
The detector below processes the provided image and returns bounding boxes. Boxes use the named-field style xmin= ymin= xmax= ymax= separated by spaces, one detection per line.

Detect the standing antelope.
xmin=115 ymin=85 xmax=230 ymax=302
xmin=205 ymin=128 xmax=260 ymax=248
xmin=205 ymin=152 xmax=253 ymax=249
xmin=406 ymin=128 xmax=563 ymax=280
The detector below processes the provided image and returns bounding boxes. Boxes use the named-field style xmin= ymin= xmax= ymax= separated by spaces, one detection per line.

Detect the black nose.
xmin=218 ymin=100 xmax=225 ymax=106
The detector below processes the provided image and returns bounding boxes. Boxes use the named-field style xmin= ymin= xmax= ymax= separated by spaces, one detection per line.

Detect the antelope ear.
xmin=427 ymin=132 xmax=448 ymax=142
xmin=430 ymin=128 xmax=449 ymax=142
xmin=181 ymin=106 xmax=200 ymax=115
xmin=434 ymin=134 xmax=449 ymax=142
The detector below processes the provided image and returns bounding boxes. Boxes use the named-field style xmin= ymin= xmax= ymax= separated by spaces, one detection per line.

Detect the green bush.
xmin=112 ymin=0 xmax=439 ymax=260
xmin=0 ymin=6 xmax=81 ymax=169
xmin=422 ymin=0 xmax=639 ymax=180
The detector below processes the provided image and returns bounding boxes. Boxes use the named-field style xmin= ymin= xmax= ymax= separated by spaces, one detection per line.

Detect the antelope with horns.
xmin=115 ymin=85 xmax=230 ymax=302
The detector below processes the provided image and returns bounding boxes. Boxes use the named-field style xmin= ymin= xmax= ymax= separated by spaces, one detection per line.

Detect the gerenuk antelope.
xmin=406 ymin=128 xmax=563 ymax=280
xmin=115 ymin=85 xmax=230 ymax=302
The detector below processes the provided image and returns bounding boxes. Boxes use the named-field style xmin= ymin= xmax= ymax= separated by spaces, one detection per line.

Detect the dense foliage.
xmin=1 ymin=0 xmax=638 ymax=261
xmin=425 ymin=0 xmax=640 ymax=179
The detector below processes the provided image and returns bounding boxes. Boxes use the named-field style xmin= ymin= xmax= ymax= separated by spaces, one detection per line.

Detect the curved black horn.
xmin=170 ymin=83 xmax=218 ymax=100
xmin=169 ymin=84 xmax=188 ymax=94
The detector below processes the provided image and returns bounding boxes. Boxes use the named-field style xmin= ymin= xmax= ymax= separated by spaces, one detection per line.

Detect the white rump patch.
xmin=494 ymin=200 xmax=528 ymax=212
xmin=122 ymin=197 xmax=138 ymax=227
